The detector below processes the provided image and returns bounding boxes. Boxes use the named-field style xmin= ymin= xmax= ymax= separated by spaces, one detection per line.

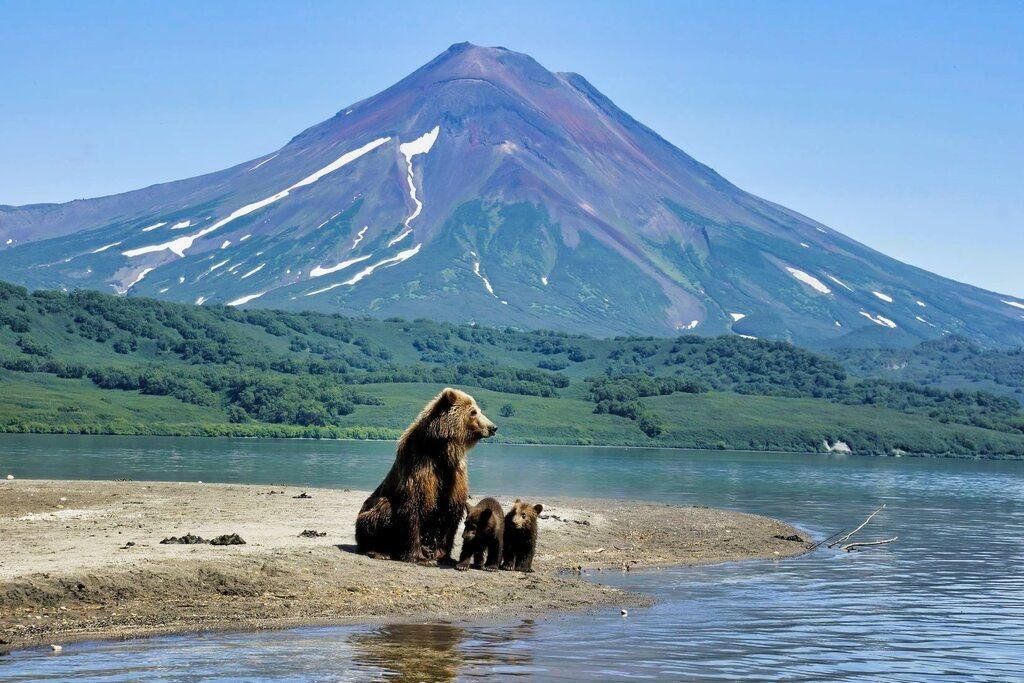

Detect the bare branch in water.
xmin=842 ymin=536 xmax=898 ymax=552
xmin=828 ymin=504 xmax=886 ymax=548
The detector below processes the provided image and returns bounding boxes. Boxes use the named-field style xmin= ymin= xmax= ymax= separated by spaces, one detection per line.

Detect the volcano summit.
xmin=2 ymin=43 xmax=1021 ymax=347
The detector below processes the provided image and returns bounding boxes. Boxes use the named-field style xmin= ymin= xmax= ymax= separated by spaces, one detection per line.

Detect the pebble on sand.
xmin=50 ymin=644 xmax=62 ymax=652
xmin=6 ymin=474 xmax=13 ymax=480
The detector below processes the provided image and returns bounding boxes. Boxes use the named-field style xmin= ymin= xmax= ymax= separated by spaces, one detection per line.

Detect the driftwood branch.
xmin=811 ymin=528 xmax=847 ymax=551
xmin=828 ymin=504 xmax=885 ymax=548
xmin=842 ymin=536 xmax=898 ymax=552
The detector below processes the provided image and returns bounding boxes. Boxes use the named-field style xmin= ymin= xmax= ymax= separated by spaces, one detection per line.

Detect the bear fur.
xmin=501 ymin=499 xmax=543 ymax=572
xmin=456 ymin=497 xmax=504 ymax=571
xmin=355 ymin=388 xmax=497 ymax=564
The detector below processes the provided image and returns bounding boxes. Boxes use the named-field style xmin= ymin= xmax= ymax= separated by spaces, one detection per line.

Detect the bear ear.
xmin=439 ymin=387 xmax=460 ymax=404
xmin=533 ymin=503 xmax=544 ymax=514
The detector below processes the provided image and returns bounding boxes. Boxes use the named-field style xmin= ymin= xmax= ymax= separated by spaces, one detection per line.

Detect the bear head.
xmin=509 ymin=499 xmax=543 ymax=530
xmin=462 ymin=505 xmax=493 ymax=543
xmin=420 ymin=387 xmax=497 ymax=447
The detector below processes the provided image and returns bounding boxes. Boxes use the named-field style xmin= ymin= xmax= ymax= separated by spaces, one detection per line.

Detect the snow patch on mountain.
xmin=344 ymin=243 xmax=422 ymax=286
xmin=352 ymin=226 xmax=368 ymax=249
xmin=141 ymin=222 xmax=166 ymax=232
xmin=91 ymin=241 xmax=122 ymax=254
xmin=123 ymin=137 xmax=390 ymax=258
xmin=1003 ymin=300 xmax=1024 ymax=311
xmin=389 ymin=126 xmax=440 ymax=247
xmin=825 ymin=274 xmax=853 ymax=292
xmin=786 ymin=268 xmax=831 ymax=294
xmin=859 ymin=311 xmax=897 ymax=328
xmin=309 ymin=254 xmax=372 ymax=278
xmin=472 ymin=260 xmax=497 ymax=297
xmin=240 ymin=264 xmax=265 ymax=279
xmin=317 ymin=212 xmax=342 ymax=230
xmin=730 ymin=312 xmax=746 ymax=321
xmin=118 ymin=267 xmax=154 ymax=294
xmin=227 ymin=292 xmax=265 ymax=306
xmin=247 ymin=153 xmax=279 ymax=172
xmin=872 ymin=291 xmax=893 ymax=303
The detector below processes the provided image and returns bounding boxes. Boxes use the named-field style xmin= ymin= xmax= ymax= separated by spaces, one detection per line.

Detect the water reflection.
xmin=350 ymin=624 xmax=464 ymax=682
xmin=347 ymin=620 xmax=538 ymax=682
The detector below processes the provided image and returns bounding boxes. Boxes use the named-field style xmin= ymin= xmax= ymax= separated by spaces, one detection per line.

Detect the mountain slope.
xmin=2 ymin=282 xmax=1023 ymax=456
xmin=2 ymin=43 xmax=1022 ymax=346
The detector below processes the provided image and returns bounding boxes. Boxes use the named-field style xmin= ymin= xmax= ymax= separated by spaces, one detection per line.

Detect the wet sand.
xmin=0 ymin=479 xmax=810 ymax=652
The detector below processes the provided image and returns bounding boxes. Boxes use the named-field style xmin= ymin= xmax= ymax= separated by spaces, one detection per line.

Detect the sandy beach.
xmin=0 ymin=479 xmax=810 ymax=652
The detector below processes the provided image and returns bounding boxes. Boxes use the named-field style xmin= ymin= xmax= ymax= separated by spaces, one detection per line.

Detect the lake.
xmin=1 ymin=434 xmax=1022 ymax=681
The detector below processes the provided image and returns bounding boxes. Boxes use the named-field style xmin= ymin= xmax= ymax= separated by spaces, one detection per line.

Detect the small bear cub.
xmin=501 ymin=499 xmax=543 ymax=572
xmin=456 ymin=497 xmax=504 ymax=571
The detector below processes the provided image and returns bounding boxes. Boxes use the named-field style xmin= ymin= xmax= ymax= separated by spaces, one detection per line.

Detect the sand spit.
xmin=0 ymin=480 xmax=809 ymax=651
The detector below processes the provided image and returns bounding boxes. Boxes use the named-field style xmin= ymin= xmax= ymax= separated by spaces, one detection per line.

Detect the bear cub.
xmin=456 ymin=497 xmax=504 ymax=571
xmin=501 ymin=499 xmax=543 ymax=572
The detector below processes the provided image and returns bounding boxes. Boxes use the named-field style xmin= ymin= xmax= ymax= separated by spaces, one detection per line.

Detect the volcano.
xmin=2 ymin=42 xmax=1022 ymax=347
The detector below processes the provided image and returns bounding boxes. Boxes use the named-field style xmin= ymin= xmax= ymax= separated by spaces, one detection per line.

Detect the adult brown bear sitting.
xmin=355 ymin=388 xmax=497 ymax=564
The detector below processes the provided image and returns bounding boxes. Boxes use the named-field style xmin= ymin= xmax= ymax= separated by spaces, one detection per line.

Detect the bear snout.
xmin=488 ymin=424 xmax=498 ymax=436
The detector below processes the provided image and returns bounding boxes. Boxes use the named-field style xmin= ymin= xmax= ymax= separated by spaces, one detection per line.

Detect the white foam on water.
xmin=221 ymin=240 xmax=231 ymax=249
xmin=916 ymin=300 xmax=927 ymax=307
xmin=207 ymin=259 xmax=230 ymax=273
xmin=240 ymin=234 xmax=252 ymax=242
xmin=541 ymin=276 xmax=549 ymax=286
xmin=872 ymin=291 xmax=894 ymax=303
xmin=195 ymin=296 xmax=207 ymax=306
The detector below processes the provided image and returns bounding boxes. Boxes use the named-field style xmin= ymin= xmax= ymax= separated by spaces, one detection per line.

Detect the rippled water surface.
xmin=1 ymin=435 xmax=1022 ymax=681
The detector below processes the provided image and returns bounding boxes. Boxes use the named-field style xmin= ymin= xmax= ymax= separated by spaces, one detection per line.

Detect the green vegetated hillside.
xmin=834 ymin=336 xmax=1024 ymax=404
xmin=1 ymin=281 xmax=1023 ymax=457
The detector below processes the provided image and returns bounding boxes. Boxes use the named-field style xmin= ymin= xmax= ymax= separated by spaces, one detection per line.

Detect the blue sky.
xmin=1 ymin=1 xmax=1021 ymax=295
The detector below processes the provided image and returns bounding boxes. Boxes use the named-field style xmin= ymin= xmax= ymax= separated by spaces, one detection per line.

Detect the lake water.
xmin=1 ymin=434 xmax=1022 ymax=681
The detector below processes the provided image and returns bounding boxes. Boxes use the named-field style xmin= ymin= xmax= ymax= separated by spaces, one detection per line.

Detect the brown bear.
xmin=456 ymin=497 xmax=503 ymax=571
xmin=355 ymin=387 xmax=497 ymax=564
xmin=501 ymin=499 xmax=543 ymax=572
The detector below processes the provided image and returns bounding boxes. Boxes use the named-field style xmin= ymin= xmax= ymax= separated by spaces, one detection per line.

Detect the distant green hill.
xmin=1 ymin=282 xmax=1022 ymax=457
xmin=834 ymin=336 xmax=1024 ymax=404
